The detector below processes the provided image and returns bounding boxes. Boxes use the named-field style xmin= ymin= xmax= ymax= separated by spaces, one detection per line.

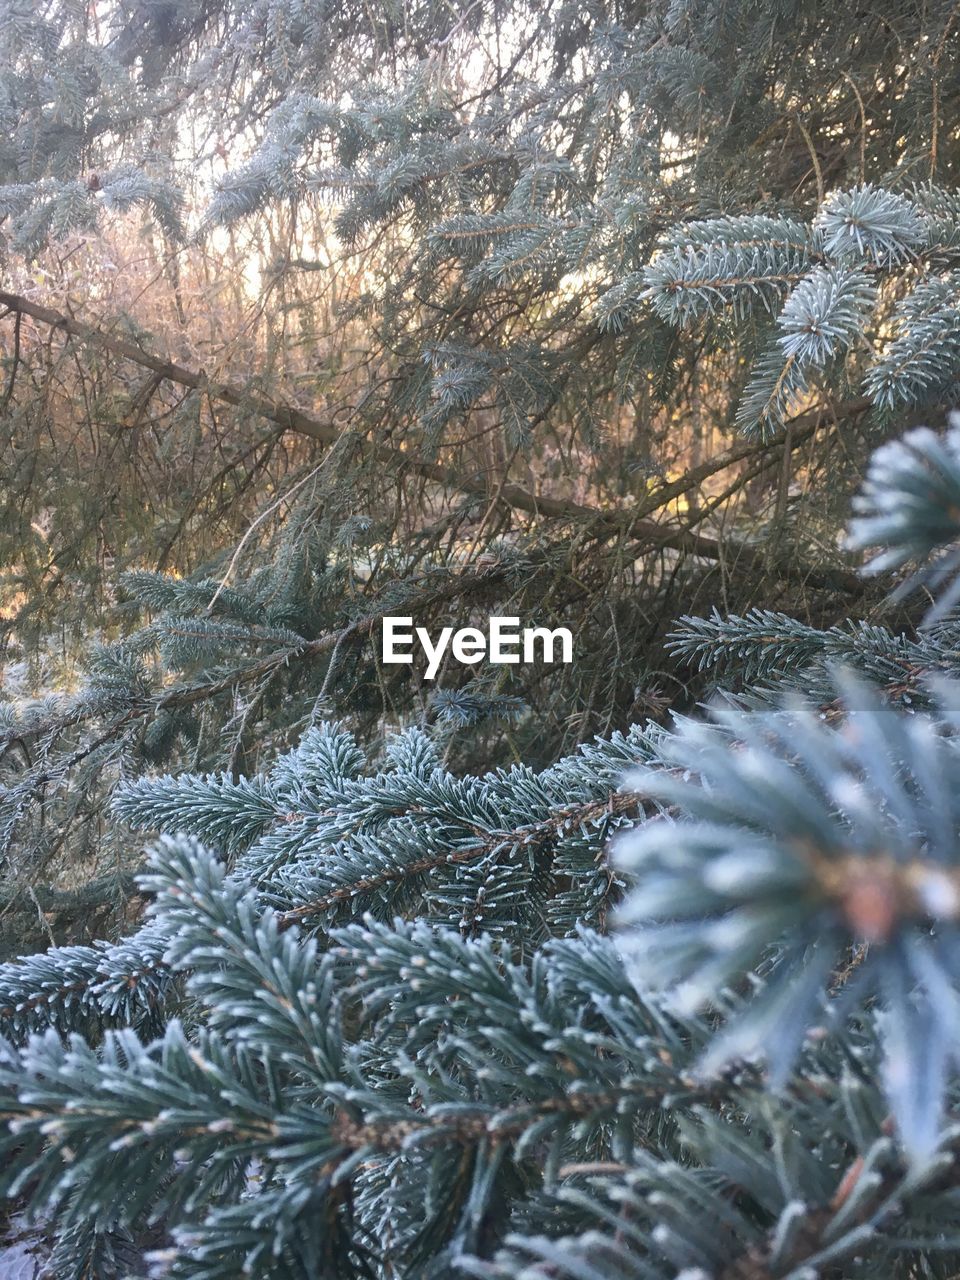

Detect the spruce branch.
xmin=0 ymin=839 xmax=734 ymax=1274
xmin=645 ymin=186 xmax=959 ymax=430
xmin=814 ymin=185 xmax=925 ymax=265
xmin=865 ymin=273 xmax=960 ymax=411
xmin=848 ymin=418 xmax=960 ymax=617
xmin=615 ymin=676 xmax=960 ymax=1161
xmin=0 ymin=721 xmax=657 ymax=1040
xmin=668 ymin=608 xmax=960 ymax=709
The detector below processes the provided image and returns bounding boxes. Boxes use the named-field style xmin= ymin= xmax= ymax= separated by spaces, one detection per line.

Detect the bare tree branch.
xmin=0 ymin=288 xmax=869 ymax=593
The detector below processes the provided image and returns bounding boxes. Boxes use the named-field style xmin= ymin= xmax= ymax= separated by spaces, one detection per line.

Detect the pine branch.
xmin=0 ymin=840 xmax=728 ymax=1273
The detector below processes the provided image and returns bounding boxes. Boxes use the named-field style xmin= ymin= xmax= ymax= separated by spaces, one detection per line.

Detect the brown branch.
xmin=331 ymin=1074 xmax=730 ymax=1154
xmin=0 ymin=288 xmax=871 ymax=594
xmin=0 ymin=288 xmax=344 ymax=446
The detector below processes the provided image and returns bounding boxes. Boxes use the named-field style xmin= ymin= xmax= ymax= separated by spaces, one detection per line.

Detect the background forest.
xmin=1 ymin=0 xmax=960 ymax=1276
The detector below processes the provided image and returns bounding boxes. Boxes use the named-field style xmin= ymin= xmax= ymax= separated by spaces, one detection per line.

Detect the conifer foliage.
xmin=3 ymin=0 xmax=960 ymax=1277
xmin=7 ymin=466 xmax=960 ymax=1274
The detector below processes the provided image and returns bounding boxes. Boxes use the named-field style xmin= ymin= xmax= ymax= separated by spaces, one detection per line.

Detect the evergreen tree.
xmin=8 ymin=0 xmax=960 ymax=939
xmin=4 ymin=430 xmax=960 ymax=1273
xmin=2 ymin=0 xmax=960 ymax=1276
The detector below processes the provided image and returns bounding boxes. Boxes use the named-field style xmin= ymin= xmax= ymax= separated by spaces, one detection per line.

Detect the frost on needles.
xmin=6 ymin=423 xmax=960 ymax=1275
xmin=5 ymin=0 xmax=960 ymax=1274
